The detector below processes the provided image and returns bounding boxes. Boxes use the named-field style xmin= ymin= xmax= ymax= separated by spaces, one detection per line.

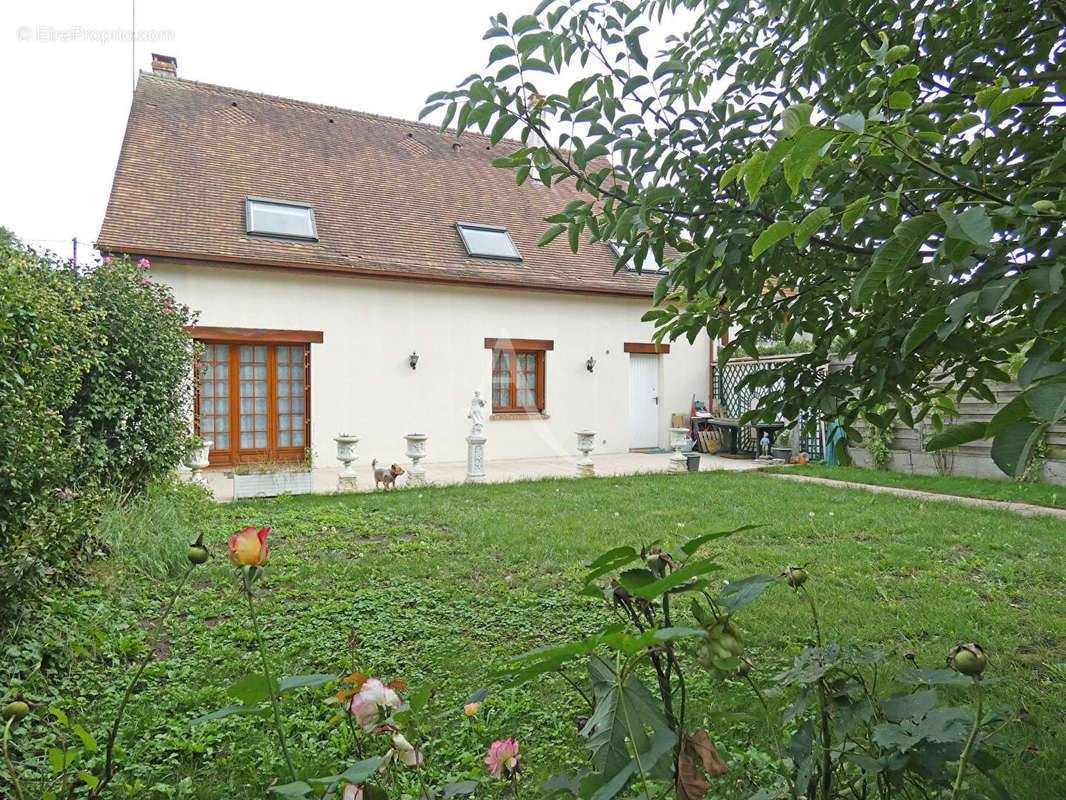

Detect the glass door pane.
xmin=199 ymin=345 xmax=230 ymax=450
xmin=276 ymin=345 xmax=306 ymax=448
xmin=238 ymin=345 xmax=269 ymax=449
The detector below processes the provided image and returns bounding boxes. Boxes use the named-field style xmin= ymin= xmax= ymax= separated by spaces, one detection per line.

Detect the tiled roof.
xmin=97 ymin=73 xmax=658 ymax=297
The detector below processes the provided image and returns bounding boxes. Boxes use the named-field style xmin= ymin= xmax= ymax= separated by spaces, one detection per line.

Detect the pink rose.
xmin=342 ymin=786 xmax=362 ymax=800
xmin=349 ymin=678 xmax=401 ymax=733
xmin=485 ymin=738 xmax=520 ymax=779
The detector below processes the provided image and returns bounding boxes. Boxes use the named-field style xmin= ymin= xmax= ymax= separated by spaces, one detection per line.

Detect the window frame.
xmin=456 ymin=222 xmax=523 ymax=262
xmin=608 ymin=241 xmax=668 ymax=274
xmin=193 ymin=337 xmax=314 ymax=467
xmin=484 ymin=338 xmax=552 ymax=414
xmin=245 ymin=196 xmax=319 ymax=242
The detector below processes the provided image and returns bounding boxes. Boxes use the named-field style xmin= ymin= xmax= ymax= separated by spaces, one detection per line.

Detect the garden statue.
xmin=759 ymin=435 xmax=771 ymax=459
xmin=467 ymin=390 xmax=486 ymax=436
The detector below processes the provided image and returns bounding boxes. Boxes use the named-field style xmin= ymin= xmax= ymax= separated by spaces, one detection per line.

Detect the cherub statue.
xmin=468 ymin=390 xmax=486 ymax=435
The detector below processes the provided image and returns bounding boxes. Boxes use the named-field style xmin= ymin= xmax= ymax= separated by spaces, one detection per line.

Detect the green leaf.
xmin=189 ymin=704 xmax=268 ymax=727
xmin=886 ymin=44 xmax=911 ymax=63
xmin=652 ymin=60 xmax=686 ymax=80
xmin=677 ymin=524 xmax=761 ymax=558
xmin=584 ymin=546 xmax=639 ymax=584
xmin=278 ymin=674 xmax=339 ymax=693
xmin=955 ymin=206 xmax=993 ymax=246
xmin=852 ymin=213 xmax=943 ymax=305
xmin=77 ymin=771 xmax=100 ymax=789
xmin=991 ymin=422 xmax=1043 ymax=477
xmin=889 ymin=64 xmax=919 ymax=85
xmin=49 ymin=747 xmax=76 ymax=774
xmin=718 ymin=161 xmax=743 ymax=189
xmin=630 ymin=558 xmax=724 ymax=599
xmin=538 ymin=224 xmax=567 ymax=246
xmin=228 ymin=673 xmax=277 ymax=706
xmin=901 ymin=307 xmax=945 ymax=355
xmin=784 ymin=127 xmax=838 ymax=193
xmin=986 ymin=392 xmax=1033 ymax=437
xmin=948 ymin=113 xmax=981 ymax=137
xmin=793 ymin=207 xmax=831 ymax=249
xmin=72 ymin=724 xmax=98 ymax=753
xmin=925 ymin=421 xmax=986 ymax=451
xmin=841 ymin=195 xmax=872 ymax=232
xmin=718 ymin=574 xmax=778 ymax=612
xmin=782 ymin=103 xmax=813 ymax=137
xmin=488 ymin=44 xmax=514 ymax=65
xmin=490 ymin=114 xmax=519 ymax=145
xmin=888 ymin=91 xmax=913 ymax=109
xmin=988 ymin=86 xmax=1039 ymax=121
xmin=444 ymin=781 xmax=478 ymax=798
xmin=837 ymin=112 xmax=865 ymax=134
xmin=751 ymin=221 xmax=796 ymax=258
xmin=1023 ymin=377 xmax=1066 ymax=422
xmin=882 ymin=690 xmax=938 ymax=722
xmin=512 ymin=14 xmax=539 ymax=35
xmin=743 ymin=150 xmax=769 ymax=201
xmin=268 ymin=782 xmax=312 ymax=798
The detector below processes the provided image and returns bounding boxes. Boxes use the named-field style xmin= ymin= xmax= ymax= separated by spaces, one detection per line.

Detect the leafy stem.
xmin=3 ymin=716 xmax=25 ymax=800
xmin=951 ymin=679 xmax=984 ymax=800
xmin=94 ymin=563 xmax=194 ymax=798
xmin=242 ymin=568 xmax=298 ymax=783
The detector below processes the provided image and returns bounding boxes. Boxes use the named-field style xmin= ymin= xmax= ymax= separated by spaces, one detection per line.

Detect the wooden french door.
xmin=195 ymin=342 xmax=311 ymax=466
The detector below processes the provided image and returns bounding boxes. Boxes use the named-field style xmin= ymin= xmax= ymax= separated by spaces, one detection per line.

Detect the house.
xmin=97 ymin=55 xmax=712 ymax=487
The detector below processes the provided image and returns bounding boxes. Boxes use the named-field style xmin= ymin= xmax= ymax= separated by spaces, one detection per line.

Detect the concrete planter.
xmin=771 ymin=446 xmax=792 ymax=462
xmin=232 ymin=470 xmax=313 ymax=500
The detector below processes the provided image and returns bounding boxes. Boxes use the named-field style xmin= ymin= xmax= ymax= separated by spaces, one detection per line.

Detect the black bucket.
xmin=684 ymin=452 xmax=701 ymax=472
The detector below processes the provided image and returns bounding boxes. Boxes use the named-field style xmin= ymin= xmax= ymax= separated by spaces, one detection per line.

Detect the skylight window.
xmin=456 ymin=223 xmax=522 ymax=262
xmin=609 ymin=241 xmax=667 ymax=274
xmin=246 ymin=197 xmax=318 ymax=241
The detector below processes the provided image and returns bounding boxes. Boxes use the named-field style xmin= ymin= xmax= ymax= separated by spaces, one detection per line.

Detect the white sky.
xmin=0 ymin=0 xmax=548 ymax=262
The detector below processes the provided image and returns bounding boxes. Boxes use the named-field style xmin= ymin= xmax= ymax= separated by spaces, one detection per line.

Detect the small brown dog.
xmin=372 ymin=459 xmax=405 ymax=490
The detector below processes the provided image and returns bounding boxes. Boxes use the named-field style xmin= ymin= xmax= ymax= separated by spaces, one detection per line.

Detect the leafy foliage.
xmin=427 ymin=0 xmax=1066 ymax=476
xmin=0 ymin=236 xmax=196 ymax=628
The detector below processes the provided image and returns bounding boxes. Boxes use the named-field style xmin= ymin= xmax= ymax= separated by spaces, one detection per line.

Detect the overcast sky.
xmin=1 ymin=0 xmax=553 ymax=262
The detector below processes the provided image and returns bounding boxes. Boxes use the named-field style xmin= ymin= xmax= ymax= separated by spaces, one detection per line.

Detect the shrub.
xmin=0 ymin=235 xmax=197 ymax=628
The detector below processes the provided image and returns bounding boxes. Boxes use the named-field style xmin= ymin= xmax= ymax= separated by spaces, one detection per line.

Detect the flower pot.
xmin=232 ymin=470 xmax=313 ymax=499
xmin=771 ymin=446 xmax=792 ymax=462
xmin=684 ymin=452 xmax=701 ymax=472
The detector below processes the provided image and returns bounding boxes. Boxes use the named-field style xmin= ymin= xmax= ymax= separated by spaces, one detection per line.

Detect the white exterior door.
xmin=629 ymin=354 xmax=660 ymax=449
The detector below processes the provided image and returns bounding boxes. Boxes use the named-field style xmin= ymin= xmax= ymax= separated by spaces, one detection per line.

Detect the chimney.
xmin=151 ymin=54 xmax=177 ymax=77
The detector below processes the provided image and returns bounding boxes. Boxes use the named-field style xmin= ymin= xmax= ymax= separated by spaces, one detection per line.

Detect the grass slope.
xmin=4 ymin=472 xmax=1065 ymax=798
xmin=762 ymin=464 xmax=1066 ymax=509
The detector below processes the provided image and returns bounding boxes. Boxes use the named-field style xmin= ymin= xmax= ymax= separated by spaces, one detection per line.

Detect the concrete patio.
xmin=200 ymin=450 xmax=759 ymax=501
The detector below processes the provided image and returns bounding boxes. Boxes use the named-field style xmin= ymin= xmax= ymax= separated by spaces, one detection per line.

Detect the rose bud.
xmin=2 ymin=701 xmax=29 ymax=720
xmin=229 ymin=526 xmax=270 ymax=567
xmin=187 ymin=532 xmax=210 ymax=565
xmin=947 ymin=643 xmax=989 ymax=676
xmin=784 ymin=566 xmax=808 ymax=589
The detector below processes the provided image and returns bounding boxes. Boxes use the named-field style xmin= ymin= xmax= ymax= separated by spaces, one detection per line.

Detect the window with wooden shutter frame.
xmin=485 ymin=338 xmax=552 ymax=413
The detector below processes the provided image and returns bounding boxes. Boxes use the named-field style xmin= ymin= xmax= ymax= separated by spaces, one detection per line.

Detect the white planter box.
xmin=232 ymin=471 xmax=313 ymax=500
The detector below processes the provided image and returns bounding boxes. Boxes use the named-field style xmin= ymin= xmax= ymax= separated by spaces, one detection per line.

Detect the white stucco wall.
xmin=153 ymin=260 xmax=711 ymax=466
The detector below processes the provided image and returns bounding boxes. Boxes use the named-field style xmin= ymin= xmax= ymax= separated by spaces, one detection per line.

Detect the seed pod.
xmin=2 ymin=701 xmax=29 ymax=720
xmin=947 ymin=643 xmax=989 ymax=676
xmin=1032 ymin=200 xmax=1057 ymax=213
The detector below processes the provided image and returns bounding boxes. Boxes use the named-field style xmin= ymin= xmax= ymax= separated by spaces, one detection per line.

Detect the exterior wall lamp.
xmin=409 ymin=352 xmax=419 ymax=370
xmin=586 ymin=356 xmax=596 ymax=373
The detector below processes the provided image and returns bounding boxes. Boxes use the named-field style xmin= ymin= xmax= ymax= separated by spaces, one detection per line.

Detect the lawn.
xmin=761 ymin=464 xmax=1066 ymax=509
xmin=4 ymin=471 xmax=1065 ymax=799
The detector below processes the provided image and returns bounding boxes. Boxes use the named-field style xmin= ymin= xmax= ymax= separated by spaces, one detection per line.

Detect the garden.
xmin=3 ymin=471 xmax=1065 ymax=799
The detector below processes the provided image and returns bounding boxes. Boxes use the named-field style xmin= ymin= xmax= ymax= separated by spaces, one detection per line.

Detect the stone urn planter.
xmin=668 ymin=427 xmax=689 ymax=473
xmin=575 ymin=429 xmax=596 ymax=477
xmin=335 ymin=433 xmax=360 ymax=492
xmin=184 ymin=439 xmax=212 ymax=486
xmin=405 ymin=433 xmax=428 ymax=486
xmin=771 ymin=446 xmax=792 ymax=462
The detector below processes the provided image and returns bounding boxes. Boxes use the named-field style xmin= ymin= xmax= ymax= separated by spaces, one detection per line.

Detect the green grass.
xmin=762 ymin=463 xmax=1066 ymax=509
xmin=4 ymin=472 xmax=1066 ymax=798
